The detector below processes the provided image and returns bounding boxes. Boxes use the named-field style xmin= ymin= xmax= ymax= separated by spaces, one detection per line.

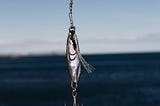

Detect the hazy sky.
xmin=0 ymin=0 xmax=160 ymax=55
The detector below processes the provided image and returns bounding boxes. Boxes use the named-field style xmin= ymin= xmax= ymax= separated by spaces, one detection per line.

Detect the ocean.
xmin=0 ymin=52 xmax=160 ymax=106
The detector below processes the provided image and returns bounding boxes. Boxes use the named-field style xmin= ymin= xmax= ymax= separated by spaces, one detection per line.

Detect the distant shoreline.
xmin=0 ymin=51 xmax=160 ymax=58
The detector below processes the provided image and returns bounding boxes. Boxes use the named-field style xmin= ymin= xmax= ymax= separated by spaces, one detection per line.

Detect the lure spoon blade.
xmin=66 ymin=26 xmax=95 ymax=83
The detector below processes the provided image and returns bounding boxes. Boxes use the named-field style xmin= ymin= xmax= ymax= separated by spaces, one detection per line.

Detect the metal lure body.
xmin=66 ymin=26 xmax=95 ymax=84
xmin=66 ymin=26 xmax=81 ymax=83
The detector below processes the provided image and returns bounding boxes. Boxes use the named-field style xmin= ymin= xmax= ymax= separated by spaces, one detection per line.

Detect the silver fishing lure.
xmin=66 ymin=26 xmax=95 ymax=83
xmin=66 ymin=1 xmax=94 ymax=106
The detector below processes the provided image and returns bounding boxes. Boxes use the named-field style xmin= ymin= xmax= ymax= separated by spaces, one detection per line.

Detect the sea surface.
xmin=0 ymin=53 xmax=160 ymax=106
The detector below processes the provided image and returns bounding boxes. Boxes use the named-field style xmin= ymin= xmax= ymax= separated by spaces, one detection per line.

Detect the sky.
xmin=0 ymin=0 xmax=160 ymax=55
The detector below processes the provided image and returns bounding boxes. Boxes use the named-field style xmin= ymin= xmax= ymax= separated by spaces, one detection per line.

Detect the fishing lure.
xmin=66 ymin=26 xmax=95 ymax=84
xmin=66 ymin=0 xmax=95 ymax=106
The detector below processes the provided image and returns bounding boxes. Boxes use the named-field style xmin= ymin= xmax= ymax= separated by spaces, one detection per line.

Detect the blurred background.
xmin=1 ymin=0 xmax=160 ymax=55
xmin=0 ymin=0 xmax=160 ymax=106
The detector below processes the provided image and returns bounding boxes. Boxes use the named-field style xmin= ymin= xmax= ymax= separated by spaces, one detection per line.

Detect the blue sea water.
xmin=0 ymin=53 xmax=160 ymax=106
